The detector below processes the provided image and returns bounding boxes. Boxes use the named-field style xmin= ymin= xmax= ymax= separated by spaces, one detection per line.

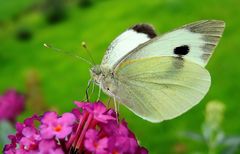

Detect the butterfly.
xmin=90 ymin=20 xmax=225 ymax=122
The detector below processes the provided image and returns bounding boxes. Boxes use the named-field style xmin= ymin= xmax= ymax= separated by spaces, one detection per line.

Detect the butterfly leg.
xmin=117 ymin=100 xmax=120 ymax=118
xmin=85 ymin=79 xmax=92 ymax=101
xmin=90 ymin=82 xmax=95 ymax=98
xmin=113 ymin=97 xmax=120 ymax=123
xmin=97 ymin=86 xmax=101 ymax=101
xmin=107 ymin=97 xmax=112 ymax=108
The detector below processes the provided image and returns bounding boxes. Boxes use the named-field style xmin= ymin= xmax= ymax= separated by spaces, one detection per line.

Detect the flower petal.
xmin=40 ymin=126 xmax=55 ymax=139
xmin=55 ymin=126 xmax=72 ymax=139
xmin=59 ymin=113 xmax=76 ymax=125
xmin=41 ymin=112 xmax=58 ymax=124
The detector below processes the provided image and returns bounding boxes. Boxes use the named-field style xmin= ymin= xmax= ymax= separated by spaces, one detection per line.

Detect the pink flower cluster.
xmin=0 ymin=89 xmax=25 ymax=122
xmin=3 ymin=101 xmax=148 ymax=154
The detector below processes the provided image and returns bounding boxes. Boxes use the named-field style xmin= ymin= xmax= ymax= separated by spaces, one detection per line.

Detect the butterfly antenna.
xmin=43 ymin=43 xmax=93 ymax=66
xmin=81 ymin=42 xmax=96 ymax=65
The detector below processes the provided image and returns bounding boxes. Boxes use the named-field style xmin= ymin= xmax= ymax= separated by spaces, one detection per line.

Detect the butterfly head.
xmin=90 ymin=65 xmax=102 ymax=84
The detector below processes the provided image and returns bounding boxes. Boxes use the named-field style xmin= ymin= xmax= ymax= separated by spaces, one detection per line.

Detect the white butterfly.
xmin=90 ymin=20 xmax=225 ymax=122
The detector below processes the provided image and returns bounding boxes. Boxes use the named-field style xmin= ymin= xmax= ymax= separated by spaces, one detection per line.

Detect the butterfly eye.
xmin=91 ymin=65 xmax=101 ymax=75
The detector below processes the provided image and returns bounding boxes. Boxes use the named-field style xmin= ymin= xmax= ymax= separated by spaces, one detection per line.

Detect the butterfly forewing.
xmin=115 ymin=20 xmax=225 ymax=68
xmin=114 ymin=57 xmax=211 ymax=122
xmin=101 ymin=24 xmax=157 ymax=69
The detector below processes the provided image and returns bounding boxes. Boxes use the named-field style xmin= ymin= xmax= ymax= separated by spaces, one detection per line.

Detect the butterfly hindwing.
xmin=101 ymin=24 xmax=157 ymax=69
xmin=117 ymin=20 xmax=225 ymax=68
xmin=114 ymin=57 xmax=211 ymax=122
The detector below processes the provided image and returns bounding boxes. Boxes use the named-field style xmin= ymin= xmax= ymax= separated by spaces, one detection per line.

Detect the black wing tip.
xmin=203 ymin=20 xmax=225 ymax=25
xmin=184 ymin=20 xmax=226 ymax=32
xmin=131 ymin=24 xmax=157 ymax=38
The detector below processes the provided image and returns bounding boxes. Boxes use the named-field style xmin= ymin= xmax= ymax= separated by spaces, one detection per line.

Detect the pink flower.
xmin=0 ymin=89 xmax=25 ymax=122
xmin=3 ymin=135 xmax=17 ymax=154
xmin=75 ymin=101 xmax=115 ymax=123
xmin=40 ymin=112 xmax=76 ymax=139
xmin=4 ymin=115 xmax=41 ymax=153
xmin=108 ymin=136 xmax=138 ymax=154
xmin=19 ymin=127 xmax=41 ymax=151
xmin=70 ymin=102 xmax=146 ymax=154
xmin=137 ymin=147 xmax=149 ymax=154
xmin=3 ymin=101 xmax=148 ymax=154
xmin=35 ymin=140 xmax=64 ymax=154
xmin=84 ymin=129 xmax=108 ymax=154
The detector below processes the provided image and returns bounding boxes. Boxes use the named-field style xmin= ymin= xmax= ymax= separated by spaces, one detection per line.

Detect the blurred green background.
xmin=0 ymin=0 xmax=240 ymax=153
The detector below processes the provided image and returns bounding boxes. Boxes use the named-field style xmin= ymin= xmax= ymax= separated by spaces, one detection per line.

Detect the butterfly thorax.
xmin=90 ymin=65 xmax=118 ymax=97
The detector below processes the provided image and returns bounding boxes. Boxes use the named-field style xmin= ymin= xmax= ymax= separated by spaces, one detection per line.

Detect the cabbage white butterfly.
xmin=90 ymin=20 xmax=225 ymax=122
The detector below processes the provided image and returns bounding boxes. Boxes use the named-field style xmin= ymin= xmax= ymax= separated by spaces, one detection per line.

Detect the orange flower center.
xmin=112 ymin=150 xmax=119 ymax=154
xmin=93 ymin=141 xmax=99 ymax=148
xmin=53 ymin=124 xmax=62 ymax=132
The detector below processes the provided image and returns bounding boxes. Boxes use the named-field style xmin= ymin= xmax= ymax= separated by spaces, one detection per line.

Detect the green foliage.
xmin=184 ymin=101 xmax=240 ymax=154
xmin=78 ymin=0 xmax=92 ymax=8
xmin=0 ymin=121 xmax=15 ymax=148
xmin=43 ymin=0 xmax=67 ymax=24
xmin=0 ymin=0 xmax=240 ymax=153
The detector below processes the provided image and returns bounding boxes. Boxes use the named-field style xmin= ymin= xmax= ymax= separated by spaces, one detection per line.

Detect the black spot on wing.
xmin=131 ymin=24 xmax=157 ymax=38
xmin=174 ymin=45 xmax=190 ymax=56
